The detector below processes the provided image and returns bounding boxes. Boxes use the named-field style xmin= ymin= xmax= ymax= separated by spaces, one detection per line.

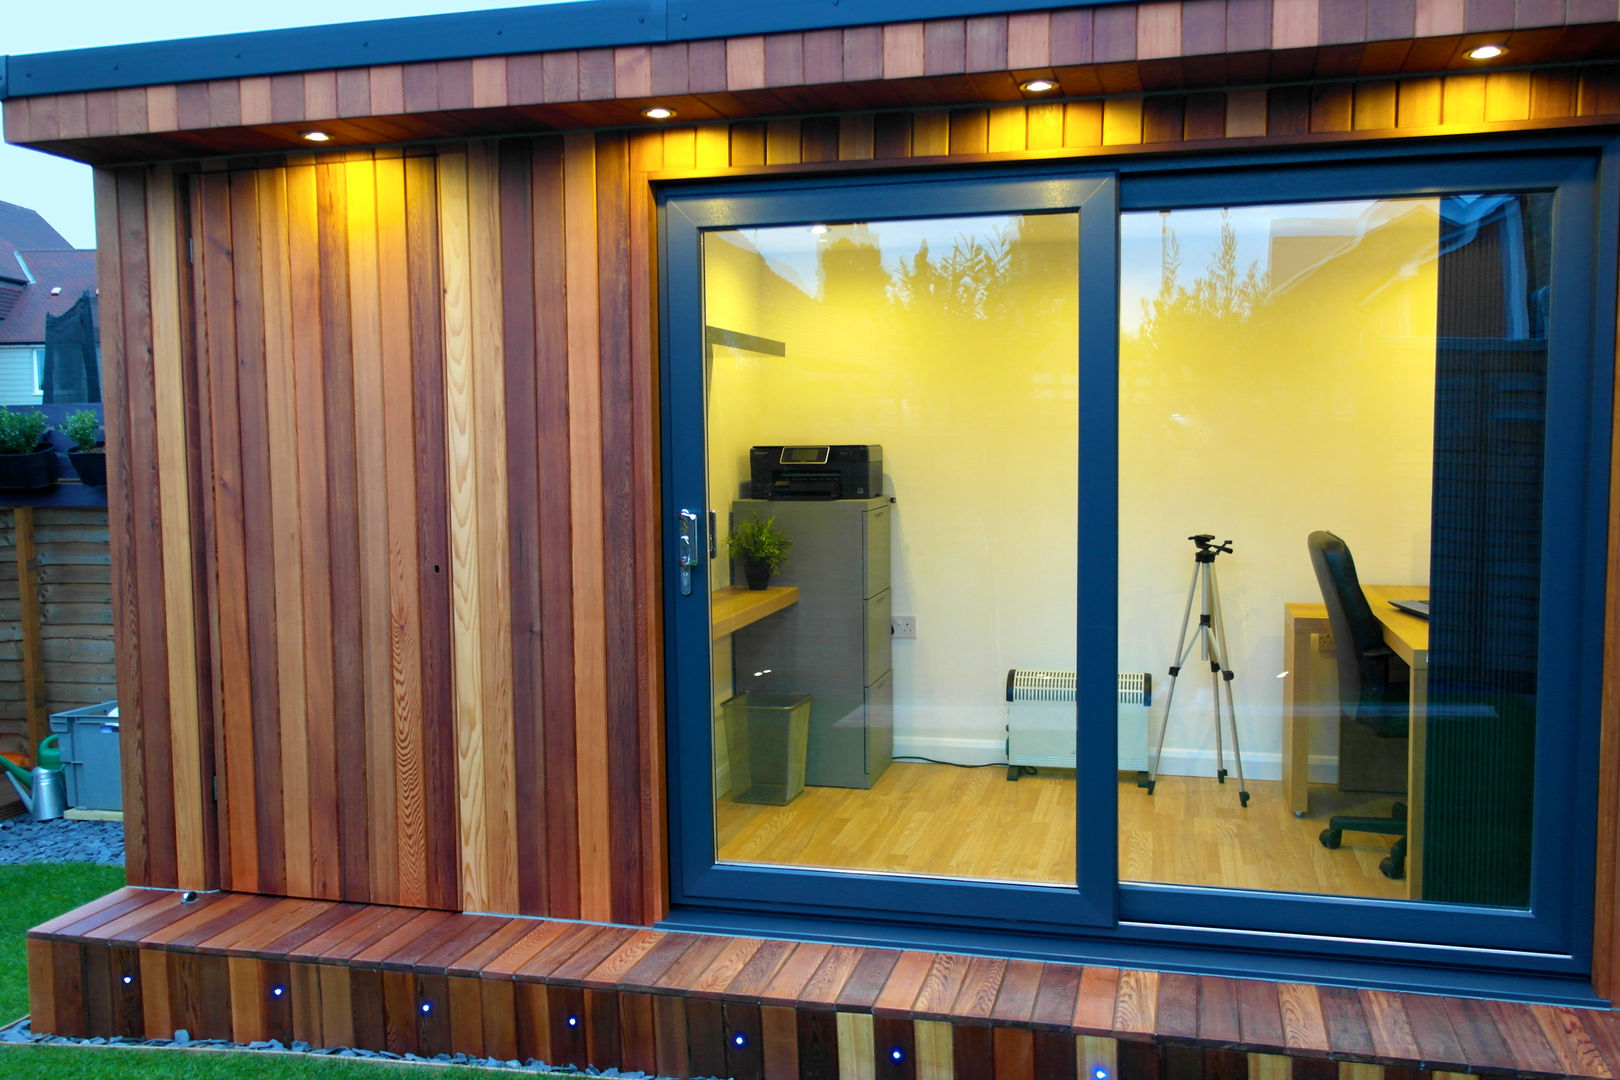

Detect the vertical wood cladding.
xmin=99 ymin=61 xmax=1620 ymax=922
xmin=107 ymin=135 xmax=660 ymax=922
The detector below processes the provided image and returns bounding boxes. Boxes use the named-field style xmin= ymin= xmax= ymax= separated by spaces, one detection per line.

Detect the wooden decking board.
xmin=256 ymin=902 xmax=368 ymax=958
xmin=688 ymin=936 xmax=765 ymax=998
xmin=616 ymin=930 xmax=700 ymax=992
xmin=871 ymin=949 xmax=934 ymax=1017
xmin=1317 ymin=984 xmax=1376 ymax=1060
xmin=1154 ymin=970 xmax=1200 ymax=1041
xmin=797 ymin=943 xmax=865 ymax=1008
xmin=758 ymin=941 xmax=831 ymax=1008
xmin=832 ymin=947 xmax=900 ymax=1010
xmin=194 ymin=897 xmax=329 ymax=955
xmin=441 ymin=917 xmax=535 ymax=976
xmin=135 ymin=893 xmax=262 ymax=947
xmin=33 ymin=888 xmax=151 ymax=939
xmin=375 ymin=911 xmax=481 ymax=971
xmin=547 ymin=926 xmax=638 ymax=986
xmin=654 ymin=933 xmax=733 ymax=993
xmin=991 ymin=958 xmax=1046 ymax=1025
xmin=482 ymin=920 xmax=582 ymax=978
xmin=580 ymin=928 xmax=663 ymax=990
xmin=350 ymin=908 xmax=457 ymax=967
xmin=515 ymin=922 xmax=614 ymax=981
xmin=722 ymin=937 xmax=797 ymax=1001
xmin=82 ymin=893 xmax=195 ymax=942
xmin=1030 ymin=962 xmax=1083 ymax=1031
xmin=1441 ymin=994 xmax=1517 ymax=1073
xmin=1197 ymin=975 xmax=1242 ymax=1046
xmin=311 ymin=904 xmax=423 ymax=962
xmin=31 ymin=890 xmax=1620 ymax=1079
xmin=413 ymin=914 xmax=509 ymax=973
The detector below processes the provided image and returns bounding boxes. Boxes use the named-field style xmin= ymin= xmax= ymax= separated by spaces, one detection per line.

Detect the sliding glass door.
xmin=662 ymin=144 xmax=1610 ymax=982
xmin=663 ymin=172 xmax=1119 ymax=927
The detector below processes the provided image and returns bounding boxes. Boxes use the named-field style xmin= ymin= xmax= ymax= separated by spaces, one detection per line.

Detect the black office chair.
xmin=1307 ymin=530 xmax=1408 ymax=880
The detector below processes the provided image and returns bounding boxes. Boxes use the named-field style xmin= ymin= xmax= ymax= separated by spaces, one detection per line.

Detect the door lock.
xmin=677 ymin=509 xmax=700 ymax=596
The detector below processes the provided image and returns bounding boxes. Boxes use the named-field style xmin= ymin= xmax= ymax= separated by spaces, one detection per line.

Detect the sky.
xmin=1 ymin=1 xmax=566 ymax=249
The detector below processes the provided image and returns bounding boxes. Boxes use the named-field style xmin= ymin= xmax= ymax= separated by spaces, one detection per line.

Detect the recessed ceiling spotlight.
xmin=642 ymin=106 xmax=677 ymax=120
xmin=300 ymin=130 xmax=332 ymax=142
xmin=1467 ymin=44 xmax=1506 ymax=60
xmin=1020 ymin=78 xmax=1058 ymax=94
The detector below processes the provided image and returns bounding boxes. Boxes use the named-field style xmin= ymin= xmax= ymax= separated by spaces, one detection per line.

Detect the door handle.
xmin=677 ymin=509 xmax=700 ymax=596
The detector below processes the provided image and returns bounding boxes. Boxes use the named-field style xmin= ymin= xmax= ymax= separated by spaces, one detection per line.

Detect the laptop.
xmin=1388 ymin=598 xmax=1429 ymax=620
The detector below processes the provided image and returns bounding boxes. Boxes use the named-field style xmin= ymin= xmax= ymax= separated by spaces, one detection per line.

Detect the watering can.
xmin=2 ymin=735 xmax=66 ymax=821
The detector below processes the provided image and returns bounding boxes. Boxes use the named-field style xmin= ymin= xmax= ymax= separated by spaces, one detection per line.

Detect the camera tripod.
xmin=1146 ymin=534 xmax=1249 ymax=808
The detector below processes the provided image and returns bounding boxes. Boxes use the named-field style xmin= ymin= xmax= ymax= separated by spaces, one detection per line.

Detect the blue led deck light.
xmin=419 ymin=1002 xmax=432 ymax=1014
xmin=732 ymin=1032 xmax=747 ymax=1047
xmin=272 ymin=986 xmax=285 ymax=998
xmin=121 ymin=975 xmax=133 ymax=985
xmin=890 ymin=1047 xmax=905 ymax=1062
xmin=1093 ymin=1067 xmax=1110 ymax=1080
xmin=567 ymin=1015 xmax=579 ymax=1027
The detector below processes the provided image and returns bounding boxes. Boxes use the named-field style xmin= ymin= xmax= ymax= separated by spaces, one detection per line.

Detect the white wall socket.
xmin=891 ymin=615 xmax=917 ymax=638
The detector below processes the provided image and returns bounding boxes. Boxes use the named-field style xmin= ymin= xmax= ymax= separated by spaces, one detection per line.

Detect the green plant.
xmin=724 ymin=513 xmax=793 ymax=572
xmin=61 ymin=410 xmax=101 ymax=453
xmin=0 ymin=410 xmax=48 ymax=456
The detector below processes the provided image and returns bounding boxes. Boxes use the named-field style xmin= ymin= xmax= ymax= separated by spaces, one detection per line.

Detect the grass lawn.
xmin=0 ymin=863 xmax=586 ymax=1078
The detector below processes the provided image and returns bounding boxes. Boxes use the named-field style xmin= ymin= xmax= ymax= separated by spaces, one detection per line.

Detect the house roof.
xmin=0 ymin=248 xmax=95 ymax=346
xmin=0 ymin=199 xmax=72 ymax=256
xmin=0 ymin=0 xmax=1120 ymax=100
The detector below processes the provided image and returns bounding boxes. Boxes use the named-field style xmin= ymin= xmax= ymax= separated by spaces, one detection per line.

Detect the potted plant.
xmin=0 ymin=410 xmax=55 ymax=492
xmin=724 ymin=513 xmax=793 ymax=590
xmin=62 ymin=409 xmax=106 ymax=487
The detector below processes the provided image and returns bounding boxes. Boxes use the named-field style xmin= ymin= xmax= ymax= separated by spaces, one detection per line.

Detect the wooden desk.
xmin=711 ymin=585 xmax=798 ymax=638
xmin=1282 ymin=584 xmax=1428 ymax=896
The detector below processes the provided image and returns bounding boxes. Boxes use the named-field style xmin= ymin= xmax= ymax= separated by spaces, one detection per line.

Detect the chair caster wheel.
xmin=1380 ymin=855 xmax=1405 ymax=880
xmin=1319 ymin=828 xmax=1342 ymax=849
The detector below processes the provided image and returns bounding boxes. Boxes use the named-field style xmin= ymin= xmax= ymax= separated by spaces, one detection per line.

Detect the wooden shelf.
xmin=711 ymin=585 xmax=798 ymax=638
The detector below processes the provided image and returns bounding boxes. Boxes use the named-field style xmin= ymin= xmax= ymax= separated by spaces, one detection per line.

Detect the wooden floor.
xmin=717 ymin=763 xmax=1405 ymax=900
xmin=28 ymin=885 xmax=1620 ymax=1079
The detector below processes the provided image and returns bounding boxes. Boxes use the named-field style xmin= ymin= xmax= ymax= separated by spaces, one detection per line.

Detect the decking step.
xmin=27 ymin=888 xmax=1620 ymax=1078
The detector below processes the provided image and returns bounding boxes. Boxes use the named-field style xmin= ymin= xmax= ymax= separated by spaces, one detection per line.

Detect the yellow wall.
xmin=1119 ymin=200 xmax=1439 ymax=777
xmin=701 ymin=198 xmax=1440 ymax=780
xmin=705 ymin=215 xmax=1080 ymax=762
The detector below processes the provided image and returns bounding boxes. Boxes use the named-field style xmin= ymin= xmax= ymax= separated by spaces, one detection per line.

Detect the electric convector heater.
xmin=1005 ymin=669 xmax=1153 ymax=775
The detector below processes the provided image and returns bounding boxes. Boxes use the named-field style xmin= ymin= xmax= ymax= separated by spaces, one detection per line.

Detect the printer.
xmin=749 ymin=445 xmax=882 ymax=500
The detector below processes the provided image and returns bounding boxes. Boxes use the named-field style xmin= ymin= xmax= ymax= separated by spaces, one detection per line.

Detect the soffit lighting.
xmin=642 ymin=106 xmax=677 ymax=120
xmin=1020 ymin=78 xmax=1058 ymax=94
xmin=300 ymin=130 xmax=332 ymax=142
xmin=1467 ymin=44 xmax=1506 ymax=60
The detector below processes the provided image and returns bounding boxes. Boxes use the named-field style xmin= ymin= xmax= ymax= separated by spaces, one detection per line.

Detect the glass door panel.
xmin=702 ymin=212 xmax=1080 ymax=886
xmin=1118 ymin=195 xmax=1550 ymax=906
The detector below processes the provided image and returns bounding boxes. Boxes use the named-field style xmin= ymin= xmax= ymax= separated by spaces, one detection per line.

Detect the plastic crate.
xmin=49 ymin=701 xmax=120 ymax=811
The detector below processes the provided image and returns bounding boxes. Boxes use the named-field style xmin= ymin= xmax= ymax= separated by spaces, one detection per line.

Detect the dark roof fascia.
xmin=0 ymin=0 xmax=1131 ymax=102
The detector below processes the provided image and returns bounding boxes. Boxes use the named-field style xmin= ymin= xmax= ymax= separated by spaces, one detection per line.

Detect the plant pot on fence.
xmin=0 ymin=449 xmax=57 ymax=491
xmin=69 ymin=451 xmax=107 ymax=487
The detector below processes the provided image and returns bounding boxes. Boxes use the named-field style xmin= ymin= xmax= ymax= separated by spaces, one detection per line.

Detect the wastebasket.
xmin=722 ymin=692 xmax=811 ymax=805
xmin=50 ymin=701 xmax=120 ymax=811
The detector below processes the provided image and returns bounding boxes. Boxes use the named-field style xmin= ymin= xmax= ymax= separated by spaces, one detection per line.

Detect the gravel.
xmin=0 ymin=1018 xmax=698 ymax=1077
xmin=0 ymin=815 xmax=124 ymax=865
